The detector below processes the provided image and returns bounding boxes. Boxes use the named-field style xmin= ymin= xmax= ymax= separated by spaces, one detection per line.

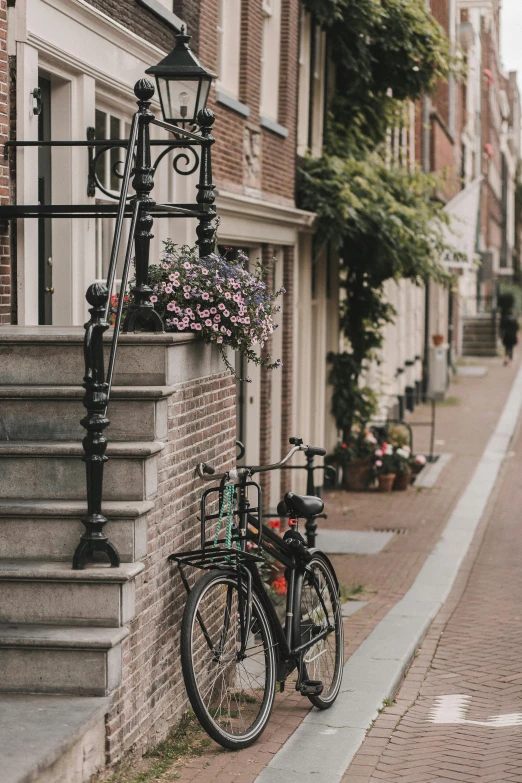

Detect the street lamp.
xmin=146 ymin=26 xmax=216 ymax=126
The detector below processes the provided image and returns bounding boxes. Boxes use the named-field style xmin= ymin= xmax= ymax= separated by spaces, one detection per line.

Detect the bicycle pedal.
xmin=299 ymin=679 xmax=323 ymax=696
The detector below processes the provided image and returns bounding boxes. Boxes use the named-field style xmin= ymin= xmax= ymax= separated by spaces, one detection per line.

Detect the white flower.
xmin=396 ymin=448 xmax=409 ymax=459
xmin=385 ymin=445 xmax=393 ymax=456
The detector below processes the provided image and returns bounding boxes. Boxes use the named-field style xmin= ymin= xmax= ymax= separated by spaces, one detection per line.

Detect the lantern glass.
xmin=156 ymin=75 xmax=212 ymax=125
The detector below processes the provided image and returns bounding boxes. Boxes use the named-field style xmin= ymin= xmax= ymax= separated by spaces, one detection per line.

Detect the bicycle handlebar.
xmin=196 ymin=437 xmax=326 ymax=482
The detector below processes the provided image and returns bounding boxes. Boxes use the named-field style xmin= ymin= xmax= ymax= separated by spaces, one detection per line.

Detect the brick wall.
xmin=106 ymin=370 xmax=236 ymax=761
xmin=84 ymin=0 xmax=176 ymax=52
xmin=0 ymin=0 xmax=11 ymax=324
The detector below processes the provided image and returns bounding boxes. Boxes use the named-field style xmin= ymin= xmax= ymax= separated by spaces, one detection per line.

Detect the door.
xmin=38 ymin=77 xmax=52 ymax=324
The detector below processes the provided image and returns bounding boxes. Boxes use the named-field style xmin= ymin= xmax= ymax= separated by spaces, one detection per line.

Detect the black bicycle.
xmin=169 ymin=437 xmax=344 ymax=750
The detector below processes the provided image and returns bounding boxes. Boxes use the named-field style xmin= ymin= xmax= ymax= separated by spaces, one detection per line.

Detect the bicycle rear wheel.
xmin=180 ymin=569 xmax=277 ymax=749
xmin=293 ymin=552 xmax=344 ymax=708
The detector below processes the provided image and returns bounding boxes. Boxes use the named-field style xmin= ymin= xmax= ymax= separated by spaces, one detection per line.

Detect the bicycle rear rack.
xmin=168 ymin=545 xmax=264 ymax=571
xmin=168 ymin=479 xmax=263 ymax=575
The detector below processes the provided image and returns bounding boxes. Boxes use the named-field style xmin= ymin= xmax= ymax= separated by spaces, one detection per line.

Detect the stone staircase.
xmin=462 ymin=314 xmax=499 ymax=357
xmin=0 ymin=327 xmax=198 ymax=783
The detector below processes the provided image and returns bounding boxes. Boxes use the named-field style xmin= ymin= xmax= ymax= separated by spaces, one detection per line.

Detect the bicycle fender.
xmin=305 ymin=549 xmax=340 ymax=591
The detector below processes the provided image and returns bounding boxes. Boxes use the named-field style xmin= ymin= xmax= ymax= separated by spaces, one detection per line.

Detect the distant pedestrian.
xmin=500 ymin=307 xmax=519 ymax=366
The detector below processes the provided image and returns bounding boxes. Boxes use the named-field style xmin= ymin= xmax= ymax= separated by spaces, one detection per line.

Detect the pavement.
xmin=161 ymin=355 xmax=522 ymax=783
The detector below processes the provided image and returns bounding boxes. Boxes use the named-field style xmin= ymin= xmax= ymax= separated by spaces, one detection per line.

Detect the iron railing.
xmin=72 ymin=79 xmax=216 ymax=569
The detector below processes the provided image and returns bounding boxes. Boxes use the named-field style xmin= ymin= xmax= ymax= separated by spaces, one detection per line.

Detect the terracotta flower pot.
xmin=432 ymin=334 xmax=444 ymax=347
xmin=394 ymin=470 xmax=412 ymax=491
xmin=377 ymin=473 xmax=396 ymax=492
xmin=343 ymin=458 xmax=373 ymax=491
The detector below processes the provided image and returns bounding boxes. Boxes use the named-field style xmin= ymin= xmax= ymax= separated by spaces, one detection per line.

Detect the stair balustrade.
xmin=73 ymin=79 xmax=216 ymax=569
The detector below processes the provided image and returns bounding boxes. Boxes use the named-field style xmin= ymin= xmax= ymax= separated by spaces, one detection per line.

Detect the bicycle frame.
xmin=170 ymin=468 xmax=336 ymax=684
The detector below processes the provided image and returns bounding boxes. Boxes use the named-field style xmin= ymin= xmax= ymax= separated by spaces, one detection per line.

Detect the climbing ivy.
xmin=298 ymin=0 xmax=459 ymax=440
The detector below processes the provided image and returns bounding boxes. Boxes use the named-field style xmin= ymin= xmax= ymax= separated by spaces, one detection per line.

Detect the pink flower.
xmin=375 ymin=449 xmax=383 ymax=458
xmin=375 ymin=460 xmax=383 ymax=467
xmin=244 ymin=317 xmax=250 ymax=324
xmin=177 ymin=323 xmax=186 ymax=330
xmin=223 ymin=309 xmax=230 ymax=317
xmin=205 ymin=319 xmax=213 ymax=326
xmin=231 ymin=316 xmax=237 ymax=323
xmin=172 ymin=280 xmax=180 ymax=287
xmin=194 ymin=323 xmax=202 ymax=330
xmin=202 ymin=292 xmax=210 ymax=300
xmin=217 ymin=336 xmax=223 ymax=343
xmin=183 ymin=285 xmax=191 ymax=292
xmin=184 ymin=293 xmax=190 ymax=299
xmin=165 ymin=285 xmax=173 ymax=294
xmin=201 ymin=268 xmax=208 ymax=275
xmin=210 ymin=307 xmax=217 ymax=314
xmin=150 ymin=295 xmax=158 ymax=303
xmin=169 ymin=274 xmax=177 ymax=281
xmin=162 ymin=263 xmax=169 ymax=270
xmin=218 ymin=303 xmax=225 ymax=310
xmin=226 ymin=329 xmax=231 ymax=336
xmin=225 ymin=291 xmax=231 ymax=299
xmin=221 ymin=325 xmax=227 ymax=333
xmin=415 ymin=454 xmax=427 ymax=465
xmin=212 ymin=324 xmax=219 ymax=331
xmin=183 ymin=261 xmax=192 ymax=269
xmin=167 ymin=302 xmax=176 ymax=311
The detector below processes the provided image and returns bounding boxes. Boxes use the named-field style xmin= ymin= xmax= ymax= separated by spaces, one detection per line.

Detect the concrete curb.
xmin=256 ymin=362 xmax=522 ymax=783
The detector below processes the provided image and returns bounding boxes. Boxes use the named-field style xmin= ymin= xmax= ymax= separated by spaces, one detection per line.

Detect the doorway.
xmin=38 ymin=76 xmax=52 ymax=324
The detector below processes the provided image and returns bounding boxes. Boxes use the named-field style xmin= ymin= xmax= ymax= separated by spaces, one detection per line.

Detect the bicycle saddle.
xmin=277 ymin=492 xmax=324 ymax=519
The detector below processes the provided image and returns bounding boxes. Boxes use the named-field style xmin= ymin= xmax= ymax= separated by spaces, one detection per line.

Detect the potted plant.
xmin=329 ymin=430 xmax=377 ymax=491
xmin=432 ymin=333 xmax=444 ymax=346
xmin=393 ymin=445 xmax=412 ymax=491
xmin=113 ymin=242 xmax=284 ymax=380
xmin=374 ymin=442 xmax=397 ymax=492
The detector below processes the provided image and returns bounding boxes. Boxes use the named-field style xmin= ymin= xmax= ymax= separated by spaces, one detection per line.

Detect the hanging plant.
xmin=114 ymin=242 xmax=284 ymax=380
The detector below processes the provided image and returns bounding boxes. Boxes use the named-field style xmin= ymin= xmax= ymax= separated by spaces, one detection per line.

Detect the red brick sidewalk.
xmin=120 ymin=356 xmax=520 ymax=783
xmin=341 ymin=363 xmax=522 ymax=783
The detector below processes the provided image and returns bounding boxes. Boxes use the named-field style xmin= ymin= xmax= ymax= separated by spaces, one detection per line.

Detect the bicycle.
xmin=169 ymin=437 xmax=344 ymax=750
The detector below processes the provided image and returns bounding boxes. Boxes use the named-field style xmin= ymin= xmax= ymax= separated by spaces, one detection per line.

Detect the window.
xmin=94 ymin=109 xmax=132 ymax=195
xmin=216 ymin=0 xmax=241 ymax=99
xmin=297 ymin=11 xmax=326 ymax=157
xmin=260 ymin=0 xmax=281 ymax=122
xmin=94 ymin=107 xmax=133 ymax=286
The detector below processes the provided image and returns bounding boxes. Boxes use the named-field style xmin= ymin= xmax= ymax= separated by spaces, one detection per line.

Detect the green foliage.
xmin=302 ymin=0 xmax=455 ymax=155
xmin=327 ymin=352 xmax=379 ymax=436
xmin=298 ymin=0 xmax=460 ymax=440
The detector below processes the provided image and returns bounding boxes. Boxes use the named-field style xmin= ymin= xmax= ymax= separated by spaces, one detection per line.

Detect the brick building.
xmin=0 ymin=1 xmax=336 ymax=779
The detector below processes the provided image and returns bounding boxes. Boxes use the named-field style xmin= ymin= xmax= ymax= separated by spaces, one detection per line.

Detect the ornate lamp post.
xmin=146 ymin=26 xmax=215 ymax=127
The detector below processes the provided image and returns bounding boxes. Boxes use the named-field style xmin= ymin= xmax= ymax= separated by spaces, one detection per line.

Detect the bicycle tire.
xmin=293 ymin=552 xmax=344 ymax=709
xmin=180 ymin=568 xmax=277 ymax=750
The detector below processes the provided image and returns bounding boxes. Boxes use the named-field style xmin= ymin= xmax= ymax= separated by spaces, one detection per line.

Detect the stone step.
xmin=0 ymin=693 xmax=109 ymax=783
xmin=0 ymin=386 xmax=171 ymax=442
xmin=0 ymin=441 xmax=164 ymax=501
xmin=0 ymin=327 xmax=223 ymax=386
xmin=0 ymin=624 xmax=128 ymax=696
xmin=462 ymin=348 xmax=498 ymax=357
xmin=0 ymin=561 xmax=144 ymax=627
xmin=0 ymin=499 xmax=153 ymax=562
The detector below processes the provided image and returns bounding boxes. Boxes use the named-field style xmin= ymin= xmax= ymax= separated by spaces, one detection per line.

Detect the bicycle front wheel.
xmin=293 ymin=552 xmax=344 ymax=709
xmin=180 ymin=569 xmax=277 ymax=750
